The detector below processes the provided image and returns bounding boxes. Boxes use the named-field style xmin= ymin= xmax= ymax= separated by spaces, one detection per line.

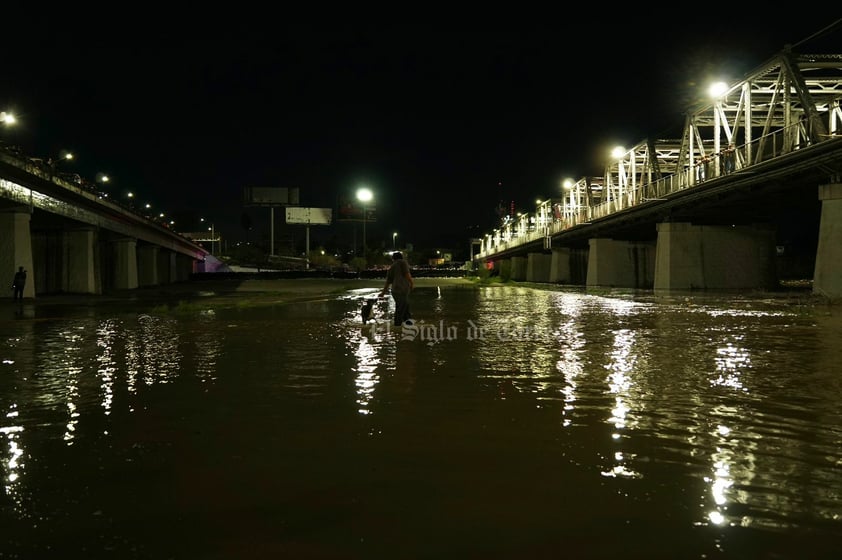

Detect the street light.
xmin=201 ymin=218 xmax=216 ymax=254
xmin=0 ymin=111 xmax=15 ymax=125
xmin=95 ymin=173 xmax=110 ymax=198
xmin=48 ymin=150 xmax=74 ymax=178
xmin=393 ymin=231 xmax=398 ymax=250
xmin=50 ymin=150 xmax=73 ymax=166
xmin=356 ymin=187 xmax=373 ymax=264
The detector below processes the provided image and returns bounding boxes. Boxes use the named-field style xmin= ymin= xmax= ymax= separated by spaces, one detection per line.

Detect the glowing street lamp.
xmin=356 ymin=187 xmax=373 ymax=264
xmin=48 ymin=150 xmax=74 ymax=178
xmin=201 ymin=218 xmax=216 ymax=254
xmin=392 ymin=231 xmax=398 ymax=250
xmin=95 ymin=172 xmax=110 ymax=197
xmin=51 ymin=150 xmax=73 ymax=166
xmin=708 ymin=81 xmax=728 ymax=98
xmin=0 ymin=111 xmax=15 ymax=125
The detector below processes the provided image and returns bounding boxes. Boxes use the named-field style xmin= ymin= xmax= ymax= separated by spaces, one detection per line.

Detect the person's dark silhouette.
xmin=12 ymin=266 xmax=26 ymax=302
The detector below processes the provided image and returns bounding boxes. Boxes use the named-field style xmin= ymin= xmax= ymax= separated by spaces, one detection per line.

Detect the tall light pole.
xmin=48 ymin=150 xmax=74 ymax=179
xmin=95 ymin=173 xmax=110 ymax=198
xmin=201 ymin=218 xmax=216 ymax=254
xmin=393 ymin=231 xmax=398 ymax=250
xmin=356 ymin=187 xmax=373 ymax=265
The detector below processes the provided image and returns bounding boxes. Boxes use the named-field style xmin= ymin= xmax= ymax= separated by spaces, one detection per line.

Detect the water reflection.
xmin=96 ymin=320 xmax=118 ymax=417
xmin=550 ymin=292 xmax=586 ymax=427
xmin=1 ymin=407 xmax=24 ymax=515
xmin=351 ymin=334 xmax=381 ymax=415
xmin=193 ymin=310 xmax=221 ymax=383
xmin=128 ymin=315 xmax=181 ymax=386
xmin=0 ymin=284 xmax=841 ymax=557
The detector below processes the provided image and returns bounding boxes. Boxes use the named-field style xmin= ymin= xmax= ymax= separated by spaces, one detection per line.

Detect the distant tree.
xmin=349 ymin=256 xmax=367 ymax=272
xmin=308 ymin=249 xmax=341 ymax=270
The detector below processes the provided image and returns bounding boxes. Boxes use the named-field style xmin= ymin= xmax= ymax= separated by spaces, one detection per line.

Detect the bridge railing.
xmin=0 ymin=143 xmax=200 ymax=244
xmin=478 ymin=123 xmax=829 ymax=258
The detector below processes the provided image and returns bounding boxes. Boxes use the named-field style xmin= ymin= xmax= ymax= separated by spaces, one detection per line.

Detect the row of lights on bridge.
xmin=0 ymin=109 xmax=219 ymax=235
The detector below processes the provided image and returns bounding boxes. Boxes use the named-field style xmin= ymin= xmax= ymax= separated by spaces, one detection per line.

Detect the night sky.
xmin=2 ymin=18 xmax=839 ymax=257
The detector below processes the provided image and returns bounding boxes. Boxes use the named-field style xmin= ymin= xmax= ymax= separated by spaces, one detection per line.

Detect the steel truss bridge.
xmin=477 ymin=47 xmax=842 ymax=276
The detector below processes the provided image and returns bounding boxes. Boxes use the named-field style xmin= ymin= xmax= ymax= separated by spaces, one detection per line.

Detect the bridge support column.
xmin=174 ymin=253 xmax=195 ymax=282
xmin=162 ymin=250 xmax=181 ymax=284
xmin=587 ymin=238 xmax=656 ymax=289
xmin=653 ymin=222 xmax=777 ymax=292
xmin=113 ymin=238 xmax=138 ymax=290
xmin=814 ymin=182 xmax=842 ymax=299
xmin=510 ymin=256 xmax=527 ymax=281
xmin=549 ymin=247 xmax=588 ymax=284
xmin=138 ymin=245 xmax=159 ymax=287
xmin=0 ymin=209 xmax=35 ymax=299
xmin=494 ymin=259 xmax=509 ymax=281
xmin=526 ymin=252 xmax=551 ymax=283
xmin=64 ymin=228 xmax=100 ymax=294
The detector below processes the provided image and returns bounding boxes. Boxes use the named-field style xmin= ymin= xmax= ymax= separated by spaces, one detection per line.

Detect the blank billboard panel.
xmin=243 ymin=187 xmax=300 ymax=206
xmin=286 ymin=207 xmax=332 ymax=225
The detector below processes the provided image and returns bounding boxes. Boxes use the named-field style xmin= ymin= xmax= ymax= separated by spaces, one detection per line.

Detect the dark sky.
xmin=2 ymin=18 xmax=839 ymax=256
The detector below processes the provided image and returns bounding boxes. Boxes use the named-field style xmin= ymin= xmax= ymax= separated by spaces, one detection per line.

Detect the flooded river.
xmin=1 ymin=279 xmax=841 ymax=559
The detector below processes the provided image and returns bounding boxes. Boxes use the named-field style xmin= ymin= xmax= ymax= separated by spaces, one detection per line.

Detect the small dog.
xmin=361 ymin=298 xmax=377 ymax=324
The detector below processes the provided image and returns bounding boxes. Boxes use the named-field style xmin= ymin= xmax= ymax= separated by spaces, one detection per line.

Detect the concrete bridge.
xmin=0 ymin=149 xmax=208 ymax=298
xmin=475 ymin=48 xmax=842 ymax=299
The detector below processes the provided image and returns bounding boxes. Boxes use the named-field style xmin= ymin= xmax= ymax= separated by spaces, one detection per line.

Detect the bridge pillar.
xmin=112 ymin=238 xmax=138 ymax=290
xmin=155 ymin=249 xmax=173 ymax=284
xmin=174 ymin=253 xmax=195 ymax=282
xmin=587 ymin=238 xmax=656 ymax=289
xmin=138 ymin=245 xmax=159 ymax=287
xmin=495 ymin=259 xmax=510 ymax=281
xmin=654 ymin=222 xmax=777 ymax=292
xmin=814 ymin=183 xmax=842 ymax=299
xmin=510 ymin=256 xmax=527 ymax=281
xmin=65 ymin=228 xmax=100 ymax=294
xmin=526 ymin=252 xmax=551 ymax=283
xmin=549 ymin=247 xmax=588 ymax=284
xmin=0 ymin=209 xmax=35 ymax=299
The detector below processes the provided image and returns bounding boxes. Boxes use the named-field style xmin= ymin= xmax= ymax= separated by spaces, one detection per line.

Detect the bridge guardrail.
xmin=478 ymin=124 xmax=839 ymax=259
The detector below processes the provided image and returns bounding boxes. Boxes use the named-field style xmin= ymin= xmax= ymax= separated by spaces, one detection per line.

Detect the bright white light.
xmin=709 ymin=81 xmax=729 ymax=98
xmin=356 ymin=187 xmax=373 ymax=202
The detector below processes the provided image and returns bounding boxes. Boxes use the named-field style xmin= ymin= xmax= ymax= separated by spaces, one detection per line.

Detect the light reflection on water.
xmin=1 ymin=284 xmax=841 ymax=557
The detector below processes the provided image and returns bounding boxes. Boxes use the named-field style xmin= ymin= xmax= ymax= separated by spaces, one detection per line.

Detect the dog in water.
xmin=361 ymin=298 xmax=377 ymax=324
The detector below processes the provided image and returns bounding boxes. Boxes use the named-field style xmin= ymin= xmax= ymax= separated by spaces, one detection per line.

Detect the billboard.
xmin=337 ymin=195 xmax=376 ymax=222
xmin=243 ymin=187 xmax=300 ymax=206
xmin=285 ymin=207 xmax=332 ymax=225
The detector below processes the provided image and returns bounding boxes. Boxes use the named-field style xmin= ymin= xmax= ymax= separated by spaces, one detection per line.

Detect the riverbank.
xmin=2 ymin=275 xmax=829 ymax=315
xmin=2 ymin=276 xmax=479 ymax=310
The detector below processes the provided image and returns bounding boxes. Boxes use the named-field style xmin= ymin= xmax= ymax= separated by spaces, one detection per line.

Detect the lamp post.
xmin=393 ymin=231 xmax=398 ymax=250
xmin=50 ymin=150 xmax=73 ymax=167
xmin=201 ymin=218 xmax=216 ymax=254
xmin=356 ymin=187 xmax=373 ymax=265
xmin=95 ymin=173 xmax=110 ymax=198
xmin=48 ymin=150 xmax=74 ymax=179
